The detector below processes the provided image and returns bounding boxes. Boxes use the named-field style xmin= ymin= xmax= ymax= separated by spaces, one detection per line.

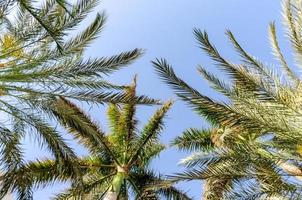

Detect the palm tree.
xmin=0 ymin=0 xmax=91 ymax=51
xmin=5 ymin=79 xmax=191 ymax=200
xmin=0 ymin=0 xmax=157 ymax=198
xmin=154 ymin=0 xmax=302 ymax=198
xmin=171 ymin=127 xmax=298 ymax=199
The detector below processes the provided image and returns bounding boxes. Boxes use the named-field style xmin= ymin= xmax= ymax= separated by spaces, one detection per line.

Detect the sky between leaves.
xmin=21 ymin=0 xmax=286 ymax=199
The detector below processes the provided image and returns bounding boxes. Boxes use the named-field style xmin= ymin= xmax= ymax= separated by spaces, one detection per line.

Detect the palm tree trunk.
xmin=2 ymin=193 xmax=13 ymax=200
xmin=278 ymin=162 xmax=302 ymax=181
xmin=104 ymin=172 xmax=124 ymax=200
xmin=104 ymin=191 xmax=118 ymax=200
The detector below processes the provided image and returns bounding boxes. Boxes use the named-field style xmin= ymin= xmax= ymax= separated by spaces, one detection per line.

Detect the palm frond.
xmin=172 ymin=128 xmax=214 ymax=152
xmin=269 ymin=22 xmax=299 ymax=84
xmin=128 ymin=100 xmax=173 ymax=166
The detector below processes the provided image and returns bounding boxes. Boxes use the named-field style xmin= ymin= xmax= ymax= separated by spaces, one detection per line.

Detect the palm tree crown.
xmin=5 ymin=79 xmax=190 ymax=200
xmin=154 ymin=0 xmax=302 ymax=198
xmin=0 ymin=0 xmax=161 ymax=196
xmin=0 ymin=0 xmax=160 ymax=198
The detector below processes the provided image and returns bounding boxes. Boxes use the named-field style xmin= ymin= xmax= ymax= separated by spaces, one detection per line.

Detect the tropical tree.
xmin=154 ymin=0 xmax=302 ymax=199
xmin=5 ymin=79 xmax=190 ymax=200
xmin=170 ymin=126 xmax=300 ymax=199
xmin=0 ymin=0 xmax=90 ymax=51
xmin=0 ymin=0 xmax=157 ymax=198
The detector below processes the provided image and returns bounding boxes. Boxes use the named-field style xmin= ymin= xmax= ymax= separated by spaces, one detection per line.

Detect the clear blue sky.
xmin=24 ymin=0 xmax=285 ymax=199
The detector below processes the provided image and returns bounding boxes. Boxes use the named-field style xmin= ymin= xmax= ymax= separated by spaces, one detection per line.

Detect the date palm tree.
xmin=0 ymin=0 xmax=91 ymax=51
xmin=170 ymin=126 xmax=299 ymax=199
xmin=0 ymin=0 xmax=156 ymax=198
xmin=4 ymin=79 xmax=190 ymax=200
xmin=154 ymin=0 xmax=302 ymax=198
